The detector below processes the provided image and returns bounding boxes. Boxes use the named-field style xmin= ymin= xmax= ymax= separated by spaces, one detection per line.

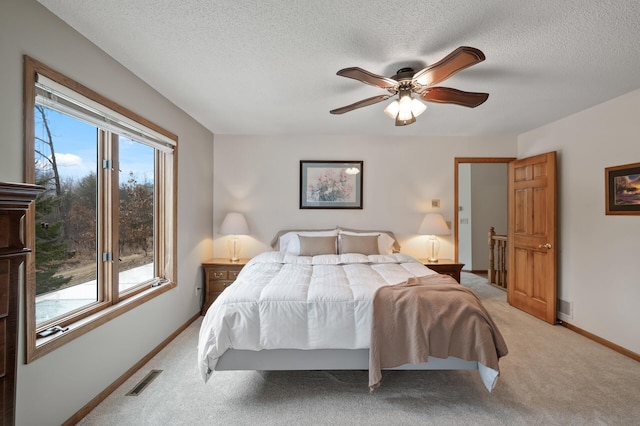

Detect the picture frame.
xmin=300 ymin=160 xmax=363 ymax=209
xmin=605 ymin=162 xmax=640 ymax=215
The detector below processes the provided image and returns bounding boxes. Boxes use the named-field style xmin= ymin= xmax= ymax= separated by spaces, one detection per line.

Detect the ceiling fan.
xmin=329 ymin=46 xmax=489 ymax=126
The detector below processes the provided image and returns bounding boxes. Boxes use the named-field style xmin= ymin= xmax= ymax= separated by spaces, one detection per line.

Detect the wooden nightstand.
xmin=420 ymin=259 xmax=465 ymax=283
xmin=201 ymin=258 xmax=249 ymax=315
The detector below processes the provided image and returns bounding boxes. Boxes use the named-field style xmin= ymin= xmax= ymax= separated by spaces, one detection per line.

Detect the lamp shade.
xmin=219 ymin=212 xmax=249 ymax=235
xmin=418 ymin=213 xmax=450 ymax=235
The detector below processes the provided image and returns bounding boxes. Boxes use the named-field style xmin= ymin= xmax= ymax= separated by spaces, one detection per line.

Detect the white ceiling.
xmin=37 ymin=0 xmax=640 ymax=137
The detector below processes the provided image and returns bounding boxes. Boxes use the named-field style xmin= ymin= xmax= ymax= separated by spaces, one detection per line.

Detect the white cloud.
xmin=54 ymin=153 xmax=84 ymax=168
xmin=52 ymin=153 xmax=94 ymax=179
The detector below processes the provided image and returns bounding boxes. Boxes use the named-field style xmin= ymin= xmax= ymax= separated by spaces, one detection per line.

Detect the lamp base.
xmin=426 ymin=236 xmax=441 ymax=264
xmin=227 ymin=237 xmax=241 ymax=263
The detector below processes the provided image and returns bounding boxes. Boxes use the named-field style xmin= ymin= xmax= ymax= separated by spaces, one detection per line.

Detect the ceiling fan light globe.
xmin=384 ymin=100 xmax=400 ymax=119
xmin=411 ymin=98 xmax=427 ymax=117
xmin=397 ymin=109 xmax=413 ymax=121
xmin=397 ymin=95 xmax=414 ymax=121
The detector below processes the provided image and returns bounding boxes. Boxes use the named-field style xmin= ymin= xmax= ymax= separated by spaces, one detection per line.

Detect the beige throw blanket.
xmin=369 ymin=274 xmax=508 ymax=391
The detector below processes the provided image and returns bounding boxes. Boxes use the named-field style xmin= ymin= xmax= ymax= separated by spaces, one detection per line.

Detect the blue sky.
xmin=35 ymin=107 xmax=155 ymax=183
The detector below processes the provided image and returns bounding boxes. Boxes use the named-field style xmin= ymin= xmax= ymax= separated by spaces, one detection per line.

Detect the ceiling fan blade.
xmin=420 ymin=87 xmax=489 ymax=108
xmin=336 ymin=67 xmax=397 ymax=89
xmin=413 ymin=46 xmax=486 ymax=87
xmin=330 ymin=94 xmax=391 ymax=115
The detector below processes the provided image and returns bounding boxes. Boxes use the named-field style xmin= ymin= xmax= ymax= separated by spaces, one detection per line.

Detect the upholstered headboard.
xmin=269 ymin=228 xmax=337 ymax=250
xmin=270 ymin=226 xmax=401 ymax=253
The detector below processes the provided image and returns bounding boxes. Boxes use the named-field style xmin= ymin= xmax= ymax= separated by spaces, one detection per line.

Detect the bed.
xmin=197 ymin=228 xmax=508 ymax=392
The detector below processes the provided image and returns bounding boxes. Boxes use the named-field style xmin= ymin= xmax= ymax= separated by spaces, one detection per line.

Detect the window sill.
xmin=27 ymin=281 xmax=177 ymax=363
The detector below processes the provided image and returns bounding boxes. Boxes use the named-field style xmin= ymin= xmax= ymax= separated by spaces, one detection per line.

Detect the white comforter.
xmin=197 ymin=251 xmax=437 ymax=382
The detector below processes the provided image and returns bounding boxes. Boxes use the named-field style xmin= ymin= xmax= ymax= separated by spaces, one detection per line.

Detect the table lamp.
xmin=418 ymin=213 xmax=450 ymax=263
xmin=219 ymin=212 xmax=249 ymax=262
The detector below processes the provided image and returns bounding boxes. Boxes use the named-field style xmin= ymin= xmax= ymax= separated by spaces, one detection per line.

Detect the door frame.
xmin=454 ymin=157 xmax=515 ymax=262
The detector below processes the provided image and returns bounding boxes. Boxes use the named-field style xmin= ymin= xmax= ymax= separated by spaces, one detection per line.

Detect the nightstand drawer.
xmin=210 ymin=270 xmax=228 ymax=280
xmin=207 ymin=280 xmax=233 ymax=292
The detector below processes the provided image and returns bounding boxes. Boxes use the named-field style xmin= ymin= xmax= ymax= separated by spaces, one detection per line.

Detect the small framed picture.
xmin=605 ymin=162 xmax=640 ymax=215
xmin=300 ymin=161 xmax=363 ymax=209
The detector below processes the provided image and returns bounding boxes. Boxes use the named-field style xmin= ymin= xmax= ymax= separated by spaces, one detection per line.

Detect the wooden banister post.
xmin=488 ymin=227 xmax=496 ymax=284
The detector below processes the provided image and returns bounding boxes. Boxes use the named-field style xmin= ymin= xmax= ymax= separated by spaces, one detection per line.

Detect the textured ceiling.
xmin=36 ymin=0 xmax=640 ymax=137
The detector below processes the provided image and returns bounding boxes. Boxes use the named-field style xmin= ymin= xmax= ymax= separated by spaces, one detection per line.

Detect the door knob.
xmin=538 ymin=243 xmax=552 ymax=249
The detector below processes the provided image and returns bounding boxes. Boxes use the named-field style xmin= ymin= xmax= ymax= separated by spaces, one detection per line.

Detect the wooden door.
xmin=507 ymin=152 xmax=557 ymax=324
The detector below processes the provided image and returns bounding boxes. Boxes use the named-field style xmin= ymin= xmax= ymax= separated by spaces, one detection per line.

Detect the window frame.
xmin=23 ymin=56 xmax=178 ymax=363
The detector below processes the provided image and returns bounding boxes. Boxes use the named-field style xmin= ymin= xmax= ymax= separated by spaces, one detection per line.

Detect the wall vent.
xmin=558 ymin=299 xmax=572 ymax=318
xmin=126 ymin=369 xmax=162 ymax=396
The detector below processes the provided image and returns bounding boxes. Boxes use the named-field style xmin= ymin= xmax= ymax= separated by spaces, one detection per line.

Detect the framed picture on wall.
xmin=300 ymin=160 xmax=363 ymax=209
xmin=605 ymin=162 xmax=640 ymax=215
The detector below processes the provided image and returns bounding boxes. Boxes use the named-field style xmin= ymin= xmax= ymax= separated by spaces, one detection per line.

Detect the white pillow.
xmin=339 ymin=230 xmax=396 ymax=255
xmin=279 ymin=230 xmax=339 ymax=254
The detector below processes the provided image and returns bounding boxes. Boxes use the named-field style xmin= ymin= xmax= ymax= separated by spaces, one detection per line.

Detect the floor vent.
xmin=126 ymin=369 xmax=163 ymax=396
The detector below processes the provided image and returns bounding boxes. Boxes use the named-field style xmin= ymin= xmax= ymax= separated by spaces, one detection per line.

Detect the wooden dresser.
xmin=0 ymin=182 xmax=43 ymax=425
xmin=201 ymin=258 xmax=249 ymax=315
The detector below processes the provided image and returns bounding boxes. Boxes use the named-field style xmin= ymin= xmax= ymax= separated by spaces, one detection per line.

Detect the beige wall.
xmin=212 ymin=134 xmax=516 ymax=260
xmin=1 ymin=0 xmax=213 ymax=424
xmin=519 ymin=88 xmax=640 ymax=355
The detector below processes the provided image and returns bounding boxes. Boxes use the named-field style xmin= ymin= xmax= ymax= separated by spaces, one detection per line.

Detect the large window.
xmin=24 ymin=56 xmax=177 ymax=362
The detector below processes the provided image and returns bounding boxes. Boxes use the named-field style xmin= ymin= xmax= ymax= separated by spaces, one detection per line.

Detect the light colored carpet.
xmin=79 ymin=273 xmax=640 ymax=425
